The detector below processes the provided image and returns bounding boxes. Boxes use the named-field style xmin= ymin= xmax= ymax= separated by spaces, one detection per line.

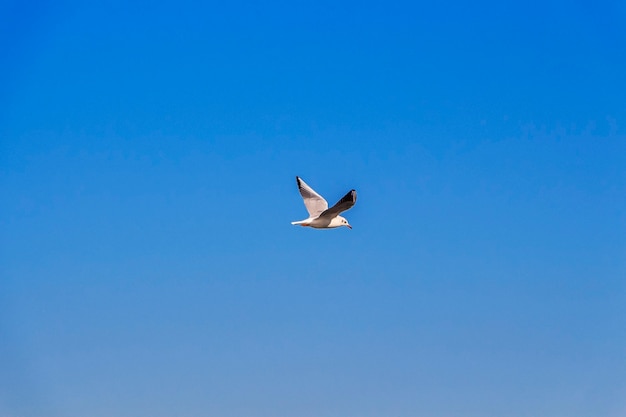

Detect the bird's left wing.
xmin=320 ymin=189 xmax=357 ymax=218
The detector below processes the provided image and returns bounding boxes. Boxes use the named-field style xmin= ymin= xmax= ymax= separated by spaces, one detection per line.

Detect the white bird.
xmin=291 ymin=176 xmax=357 ymax=229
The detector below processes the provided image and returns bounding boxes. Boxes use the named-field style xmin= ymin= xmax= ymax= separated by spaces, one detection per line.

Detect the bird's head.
xmin=338 ymin=216 xmax=352 ymax=229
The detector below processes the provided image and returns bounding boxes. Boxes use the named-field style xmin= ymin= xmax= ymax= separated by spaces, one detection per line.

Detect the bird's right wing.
xmin=296 ymin=176 xmax=328 ymax=218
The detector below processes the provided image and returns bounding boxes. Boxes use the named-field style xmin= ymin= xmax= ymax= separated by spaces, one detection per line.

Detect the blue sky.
xmin=1 ymin=1 xmax=625 ymax=416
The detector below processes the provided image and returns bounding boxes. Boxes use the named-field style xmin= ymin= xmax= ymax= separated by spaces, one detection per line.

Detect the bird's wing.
xmin=320 ymin=189 xmax=357 ymax=218
xmin=296 ymin=176 xmax=328 ymax=218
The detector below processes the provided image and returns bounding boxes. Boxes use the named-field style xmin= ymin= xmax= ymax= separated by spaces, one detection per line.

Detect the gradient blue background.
xmin=1 ymin=1 xmax=625 ymax=416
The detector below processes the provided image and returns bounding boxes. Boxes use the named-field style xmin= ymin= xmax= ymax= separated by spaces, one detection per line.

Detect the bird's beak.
xmin=347 ymin=224 xmax=352 ymax=229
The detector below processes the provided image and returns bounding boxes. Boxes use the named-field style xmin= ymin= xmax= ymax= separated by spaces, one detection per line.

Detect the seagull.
xmin=291 ymin=176 xmax=357 ymax=229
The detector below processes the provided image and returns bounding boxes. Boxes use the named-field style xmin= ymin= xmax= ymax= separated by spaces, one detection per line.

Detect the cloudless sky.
xmin=1 ymin=1 xmax=625 ymax=416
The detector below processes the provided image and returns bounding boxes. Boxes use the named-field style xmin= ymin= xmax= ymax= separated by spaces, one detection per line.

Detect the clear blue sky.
xmin=1 ymin=1 xmax=625 ymax=416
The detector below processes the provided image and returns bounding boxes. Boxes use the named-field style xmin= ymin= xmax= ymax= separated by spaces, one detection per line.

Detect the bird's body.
xmin=291 ymin=176 xmax=357 ymax=229
xmin=291 ymin=215 xmax=349 ymax=229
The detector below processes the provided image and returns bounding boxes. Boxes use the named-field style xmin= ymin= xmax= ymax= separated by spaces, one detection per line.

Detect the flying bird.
xmin=291 ymin=176 xmax=357 ymax=229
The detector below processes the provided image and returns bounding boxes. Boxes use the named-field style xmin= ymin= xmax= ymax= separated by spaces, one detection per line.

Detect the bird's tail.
xmin=291 ymin=220 xmax=307 ymax=226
